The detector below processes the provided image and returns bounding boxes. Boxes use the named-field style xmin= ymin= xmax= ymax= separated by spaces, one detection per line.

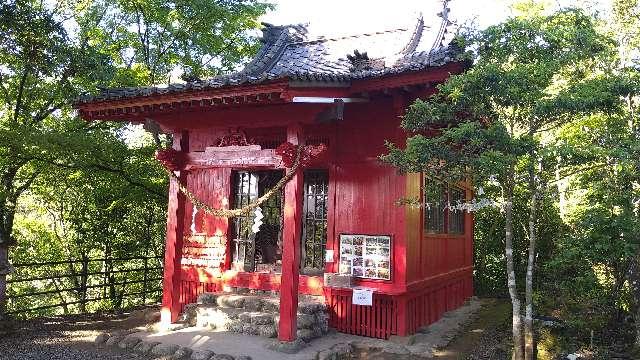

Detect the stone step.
xmin=192 ymin=305 xmax=325 ymax=328
xmin=179 ymin=291 xmax=330 ymax=342
xmin=196 ymin=292 xmax=326 ymax=314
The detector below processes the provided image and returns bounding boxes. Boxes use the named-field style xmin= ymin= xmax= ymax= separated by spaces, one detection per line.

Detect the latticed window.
xmin=424 ymin=180 xmax=446 ymax=233
xmin=233 ymin=172 xmax=258 ymax=239
xmin=423 ymin=175 xmax=466 ymax=235
xmin=300 ymin=170 xmax=329 ymax=274
xmin=231 ymin=171 xmax=283 ymax=272
xmin=448 ymin=187 xmax=465 ymax=234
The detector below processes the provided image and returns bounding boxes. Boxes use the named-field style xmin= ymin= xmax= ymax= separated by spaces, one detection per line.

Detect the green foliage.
xmin=385 ymin=4 xmax=640 ymax=356
xmin=78 ymin=0 xmax=272 ymax=84
xmin=0 ymin=0 xmax=270 ymax=316
xmin=384 ymin=8 xmax=622 ymax=188
xmin=474 ymin=184 xmax=564 ymax=297
xmin=0 ymin=0 xmax=111 ymax=246
xmin=536 ymin=109 xmax=640 ymax=349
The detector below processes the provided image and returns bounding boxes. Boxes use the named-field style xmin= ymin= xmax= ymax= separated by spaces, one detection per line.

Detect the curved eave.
xmin=350 ymin=61 xmax=466 ymax=93
xmin=75 ymin=80 xmax=291 ymax=122
xmin=75 ymin=62 xmax=467 ymax=122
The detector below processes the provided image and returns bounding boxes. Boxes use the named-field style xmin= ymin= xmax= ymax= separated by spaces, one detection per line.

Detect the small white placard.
xmin=352 ymin=287 xmax=373 ymax=306
xmin=325 ymin=249 xmax=334 ymax=263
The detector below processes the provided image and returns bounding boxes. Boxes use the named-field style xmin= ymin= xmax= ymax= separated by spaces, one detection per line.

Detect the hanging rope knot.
xmin=155 ymin=148 xmax=186 ymax=171
xmin=276 ymin=142 xmax=328 ymax=168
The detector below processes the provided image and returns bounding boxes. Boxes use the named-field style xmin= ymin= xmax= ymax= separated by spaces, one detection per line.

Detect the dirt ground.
xmin=0 ymin=299 xmax=515 ymax=360
xmin=433 ymin=298 xmax=512 ymax=360
xmin=0 ymin=310 xmax=153 ymax=360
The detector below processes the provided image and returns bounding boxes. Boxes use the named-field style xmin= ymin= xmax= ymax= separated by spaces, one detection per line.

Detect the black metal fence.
xmin=5 ymin=255 xmax=164 ymax=317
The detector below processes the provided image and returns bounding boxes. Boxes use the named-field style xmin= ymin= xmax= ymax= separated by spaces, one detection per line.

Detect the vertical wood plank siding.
xmin=167 ymin=99 xmax=473 ymax=339
xmin=325 ymin=288 xmax=398 ymax=339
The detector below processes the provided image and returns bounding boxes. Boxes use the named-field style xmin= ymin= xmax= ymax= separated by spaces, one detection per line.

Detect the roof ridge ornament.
xmin=400 ymin=14 xmax=425 ymax=56
xmin=260 ymin=22 xmax=308 ymax=45
xmin=346 ymin=50 xmax=385 ymax=72
xmin=433 ymin=0 xmax=454 ymax=50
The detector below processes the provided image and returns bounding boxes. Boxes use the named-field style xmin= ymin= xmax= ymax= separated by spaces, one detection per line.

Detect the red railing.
xmin=325 ymin=288 xmax=398 ymax=339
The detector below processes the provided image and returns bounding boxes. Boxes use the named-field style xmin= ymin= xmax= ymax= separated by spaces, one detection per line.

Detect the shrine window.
xmin=300 ymin=169 xmax=329 ymax=275
xmin=232 ymin=172 xmax=258 ymax=243
xmin=231 ymin=170 xmax=284 ymax=273
xmin=424 ymin=180 xmax=446 ymax=234
xmin=423 ymin=175 xmax=466 ymax=235
xmin=448 ymin=187 xmax=466 ymax=234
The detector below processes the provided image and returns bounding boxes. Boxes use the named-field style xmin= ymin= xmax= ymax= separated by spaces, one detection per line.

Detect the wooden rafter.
xmin=76 ymin=81 xmax=290 ymax=119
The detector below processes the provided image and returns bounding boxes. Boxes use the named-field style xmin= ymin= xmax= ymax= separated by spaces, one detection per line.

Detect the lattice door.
xmin=231 ymin=172 xmax=258 ymax=272
xmin=300 ymin=170 xmax=329 ymax=274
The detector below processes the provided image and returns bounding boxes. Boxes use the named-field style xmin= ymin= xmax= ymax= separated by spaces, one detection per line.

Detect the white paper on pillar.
xmin=325 ymin=249 xmax=334 ymax=263
xmin=352 ymin=287 xmax=373 ymax=306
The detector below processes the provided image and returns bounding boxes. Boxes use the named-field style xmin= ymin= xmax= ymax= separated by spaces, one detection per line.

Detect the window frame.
xmin=300 ymin=169 xmax=329 ymax=275
xmin=422 ymin=174 xmax=467 ymax=236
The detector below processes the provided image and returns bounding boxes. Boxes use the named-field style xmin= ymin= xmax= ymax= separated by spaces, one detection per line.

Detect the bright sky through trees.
xmin=261 ymin=0 xmax=613 ymax=35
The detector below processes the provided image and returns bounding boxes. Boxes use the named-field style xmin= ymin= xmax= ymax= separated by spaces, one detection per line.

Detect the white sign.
xmin=352 ymin=287 xmax=373 ymax=306
xmin=325 ymin=249 xmax=334 ymax=263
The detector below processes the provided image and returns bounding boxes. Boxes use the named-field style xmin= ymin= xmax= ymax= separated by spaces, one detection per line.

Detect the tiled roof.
xmin=77 ymin=14 xmax=459 ymax=104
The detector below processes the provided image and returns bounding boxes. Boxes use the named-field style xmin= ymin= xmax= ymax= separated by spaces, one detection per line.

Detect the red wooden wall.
xmin=397 ymin=172 xmax=474 ymax=335
xmin=157 ymin=95 xmax=472 ymax=337
xmin=321 ymin=98 xmax=473 ymax=338
xmin=323 ymin=98 xmax=408 ymax=293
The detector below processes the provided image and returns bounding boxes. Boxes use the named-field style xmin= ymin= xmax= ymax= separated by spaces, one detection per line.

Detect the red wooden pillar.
xmin=392 ymin=91 xmax=410 ymax=337
xmin=161 ymin=131 xmax=189 ymax=324
xmin=278 ymin=124 xmax=304 ymax=341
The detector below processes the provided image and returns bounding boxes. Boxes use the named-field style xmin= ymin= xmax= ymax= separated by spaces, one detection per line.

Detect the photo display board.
xmin=339 ymin=234 xmax=391 ymax=280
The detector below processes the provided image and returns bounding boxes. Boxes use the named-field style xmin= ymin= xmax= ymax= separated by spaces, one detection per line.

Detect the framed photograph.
xmin=339 ymin=234 xmax=392 ymax=281
xmin=353 ymin=267 xmax=364 ymax=277
xmin=341 ymin=245 xmax=354 ymax=256
xmin=354 ymin=246 xmax=363 ymax=257
xmin=339 ymin=261 xmax=351 ymax=275
xmin=353 ymin=257 xmax=364 ymax=267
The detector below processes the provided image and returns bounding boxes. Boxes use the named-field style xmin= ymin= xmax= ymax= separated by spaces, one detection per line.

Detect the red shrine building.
xmin=75 ymin=13 xmax=474 ymax=341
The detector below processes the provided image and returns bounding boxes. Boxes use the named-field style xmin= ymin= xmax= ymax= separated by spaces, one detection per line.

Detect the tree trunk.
xmin=505 ymin=181 xmax=524 ymax=360
xmin=0 ymin=180 xmax=18 ymax=319
xmin=627 ymin=94 xmax=640 ymax=350
xmin=524 ymin=166 xmax=539 ymax=360
xmin=630 ymin=250 xmax=640 ymax=350
xmin=0 ymin=245 xmax=8 ymax=318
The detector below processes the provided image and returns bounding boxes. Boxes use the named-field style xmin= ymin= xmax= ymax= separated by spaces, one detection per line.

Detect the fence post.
xmin=0 ymin=246 xmax=9 ymax=318
xmin=142 ymin=255 xmax=148 ymax=305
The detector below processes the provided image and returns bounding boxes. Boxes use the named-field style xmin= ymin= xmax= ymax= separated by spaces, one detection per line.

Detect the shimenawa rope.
xmin=159 ymin=145 xmax=302 ymax=218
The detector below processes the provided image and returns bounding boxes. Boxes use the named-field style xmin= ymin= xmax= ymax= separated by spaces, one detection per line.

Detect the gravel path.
xmin=0 ymin=312 xmax=152 ymax=360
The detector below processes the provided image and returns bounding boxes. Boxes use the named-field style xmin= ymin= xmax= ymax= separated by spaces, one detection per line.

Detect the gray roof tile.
xmin=77 ymin=15 xmax=459 ymax=104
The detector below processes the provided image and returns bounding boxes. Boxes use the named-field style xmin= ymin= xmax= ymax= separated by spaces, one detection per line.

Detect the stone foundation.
xmin=178 ymin=290 xmax=329 ymax=342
